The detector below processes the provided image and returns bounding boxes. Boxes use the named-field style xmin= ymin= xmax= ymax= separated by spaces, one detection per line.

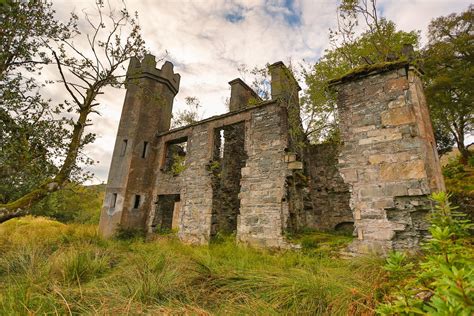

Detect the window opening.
xmin=151 ymin=194 xmax=181 ymax=232
xmin=133 ymin=195 xmax=141 ymax=209
xmin=120 ymin=139 xmax=128 ymax=156
xmin=210 ymin=123 xmax=247 ymax=237
xmin=142 ymin=141 xmax=149 ymax=158
xmin=164 ymin=137 xmax=188 ymax=176
xmin=111 ymin=193 xmax=117 ymax=208
xmin=219 ymin=129 xmax=225 ymax=158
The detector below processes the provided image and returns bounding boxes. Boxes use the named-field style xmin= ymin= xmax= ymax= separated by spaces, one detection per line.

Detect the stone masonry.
xmin=99 ymin=55 xmax=444 ymax=254
xmin=330 ymin=61 xmax=445 ymax=254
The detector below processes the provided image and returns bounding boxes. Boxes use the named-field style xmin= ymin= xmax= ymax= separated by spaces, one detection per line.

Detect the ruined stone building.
xmin=99 ymin=54 xmax=444 ymax=254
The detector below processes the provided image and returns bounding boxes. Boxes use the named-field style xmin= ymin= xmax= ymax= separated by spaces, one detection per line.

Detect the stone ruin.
xmin=99 ymin=54 xmax=445 ymax=255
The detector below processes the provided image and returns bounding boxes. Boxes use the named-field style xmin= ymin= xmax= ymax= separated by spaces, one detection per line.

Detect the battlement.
xmin=127 ymin=54 xmax=181 ymax=95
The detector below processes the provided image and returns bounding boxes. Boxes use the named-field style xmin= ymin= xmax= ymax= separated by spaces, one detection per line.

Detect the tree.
xmin=433 ymin=124 xmax=456 ymax=157
xmin=303 ymin=0 xmax=419 ymax=142
xmin=0 ymin=1 xmax=72 ymax=206
xmin=171 ymin=96 xmax=202 ymax=128
xmin=423 ymin=6 xmax=473 ymax=164
xmin=0 ymin=0 xmax=146 ymax=222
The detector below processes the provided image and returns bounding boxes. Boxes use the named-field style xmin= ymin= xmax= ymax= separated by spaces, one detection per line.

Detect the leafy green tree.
xmin=433 ymin=124 xmax=455 ymax=157
xmin=0 ymin=1 xmax=146 ymax=222
xmin=32 ymin=183 xmax=104 ymax=224
xmin=423 ymin=6 xmax=473 ymax=164
xmin=171 ymin=96 xmax=202 ymax=128
xmin=303 ymin=0 xmax=419 ymax=142
xmin=0 ymin=1 xmax=72 ymax=206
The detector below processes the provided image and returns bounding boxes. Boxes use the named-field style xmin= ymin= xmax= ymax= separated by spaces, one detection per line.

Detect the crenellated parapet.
xmin=127 ymin=54 xmax=181 ymax=95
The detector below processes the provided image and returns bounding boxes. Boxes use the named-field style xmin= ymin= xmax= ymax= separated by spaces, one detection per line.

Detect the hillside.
xmin=0 ymin=217 xmax=384 ymax=315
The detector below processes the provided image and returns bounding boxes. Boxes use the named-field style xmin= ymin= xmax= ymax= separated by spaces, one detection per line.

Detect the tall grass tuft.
xmin=0 ymin=216 xmax=387 ymax=315
xmin=50 ymin=245 xmax=111 ymax=285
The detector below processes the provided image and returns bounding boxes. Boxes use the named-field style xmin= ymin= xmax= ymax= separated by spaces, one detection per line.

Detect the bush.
xmin=378 ymin=192 xmax=474 ymax=315
xmin=31 ymin=184 xmax=104 ymax=224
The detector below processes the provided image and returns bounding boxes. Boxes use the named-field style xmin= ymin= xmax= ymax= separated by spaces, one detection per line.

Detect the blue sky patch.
xmin=225 ymin=4 xmax=246 ymax=23
xmin=265 ymin=0 xmax=302 ymax=27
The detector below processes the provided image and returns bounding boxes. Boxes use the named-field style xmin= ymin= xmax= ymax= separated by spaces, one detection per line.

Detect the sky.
xmin=47 ymin=0 xmax=472 ymax=184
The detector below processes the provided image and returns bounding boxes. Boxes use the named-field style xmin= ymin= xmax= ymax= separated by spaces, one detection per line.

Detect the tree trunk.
xmin=458 ymin=143 xmax=471 ymax=165
xmin=453 ymin=128 xmax=470 ymax=165
xmin=0 ymin=107 xmax=90 ymax=223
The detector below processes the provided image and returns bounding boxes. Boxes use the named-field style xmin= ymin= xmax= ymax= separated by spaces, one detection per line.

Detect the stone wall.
xmin=143 ymin=101 xmax=292 ymax=247
xmin=332 ymin=63 xmax=444 ymax=254
xmin=100 ymin=57 xmax=442 ymax=254
xmin=304 ymin=143 xmax=352 ymax=231
xmin=237 ymin=104 xmax=291 ymax=248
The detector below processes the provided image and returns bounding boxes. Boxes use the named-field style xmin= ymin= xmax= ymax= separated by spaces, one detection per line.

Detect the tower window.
xmin=111 ymin=193 xmax=118 ymax=208
xmin=133 ymin=195 xmax=141 ymax=209
xmin=142 ymin=141 xmax=149 ymax=158
xmin=120 ymin=139 xmax=128 ymax=156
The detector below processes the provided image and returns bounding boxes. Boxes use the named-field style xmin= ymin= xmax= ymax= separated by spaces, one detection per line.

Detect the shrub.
xmin=378 ymin=192 xmax=474 ymax=315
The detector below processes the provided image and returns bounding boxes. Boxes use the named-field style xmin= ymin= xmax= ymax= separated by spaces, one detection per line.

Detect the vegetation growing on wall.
xmin=378 ymin=192 xmax=474 ymax=314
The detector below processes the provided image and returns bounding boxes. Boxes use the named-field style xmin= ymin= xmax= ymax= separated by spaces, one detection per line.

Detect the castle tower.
xmin=99 ymin=55 xmax=180 ymax=237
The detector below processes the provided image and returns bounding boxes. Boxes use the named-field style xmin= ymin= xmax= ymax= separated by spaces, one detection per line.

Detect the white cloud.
xmin=46 ymin=0 xmax=470 ymax=184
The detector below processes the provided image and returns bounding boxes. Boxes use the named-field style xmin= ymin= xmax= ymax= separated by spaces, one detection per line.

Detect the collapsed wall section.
xmin=304 ymin=143 xmax=352 ymax=231
xmin=210 ymin=122 xmax=247 ymax=236
xmin=331 ymin=62 xmax=444 ymax=254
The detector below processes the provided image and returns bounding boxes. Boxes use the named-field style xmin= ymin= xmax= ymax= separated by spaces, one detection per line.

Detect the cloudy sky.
xmin=49 ymin=0 xmax=471 ymax=184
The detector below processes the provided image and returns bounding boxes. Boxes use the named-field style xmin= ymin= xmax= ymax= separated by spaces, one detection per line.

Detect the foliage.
xmin=378 ymin=192 xmax=474 ymax=315
xmin=0 ymin=0 xmax=147 ymax=221
xmin=31 ymin=184 xmax=104 ymax=224
xmin=285 ymin=229 xmax=353 ymax=257
xmin=443 ymin=156 xmax=474 ymax=195
xmin=423 ymin=5 xmax=473 ymax=164
xmin=114 ymin=225 xmax=146 ymax=241
xmin=0 ymin=216 xmax=387 ymax=315
xmin=433 ymin=123 xmax=456 ymax=157
xmin=0 ymin=0 xmax=72 ymax=205
xmin=303 ymin=0 xmax=419 ymax=143
xmin=170 ymin=153 xmax=186 ymax=176
xmin=171 ymin=96 xmax=202 ymax=128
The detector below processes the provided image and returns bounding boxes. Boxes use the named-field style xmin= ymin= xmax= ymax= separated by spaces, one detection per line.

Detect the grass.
xmin=0 ymin=216 xmax=387 ymax=315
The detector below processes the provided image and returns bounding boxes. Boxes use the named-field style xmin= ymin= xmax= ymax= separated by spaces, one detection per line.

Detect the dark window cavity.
xmin=120 ymin=139 xmax=128 ymax=156
xmin=111 ymin=193 xmax=118 ymax=208
xmin=133 ymin=195 xmax=141 ymax=209
xmin=164 ymin=137 xmax=188 ymax=176
xmin=142 ymin=141 xmax=149 ymax=158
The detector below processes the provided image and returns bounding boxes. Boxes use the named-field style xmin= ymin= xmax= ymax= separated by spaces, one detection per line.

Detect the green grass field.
xmin=0 ymin=217 xmax=386 ymax=315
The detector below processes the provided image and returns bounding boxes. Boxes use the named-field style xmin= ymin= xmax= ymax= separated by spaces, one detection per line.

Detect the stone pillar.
xmin=268 ymin=61 xmax=301 ymax=103
xmin=330 ymin=62 xmax=444 ymax=255
xmin=99 ymin=55 xmax=180 ymax=237
xmin=228 ymin=78 xmax=261 ymax=111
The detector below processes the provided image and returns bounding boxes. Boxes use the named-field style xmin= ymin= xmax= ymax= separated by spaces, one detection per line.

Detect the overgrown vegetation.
xmin=0 ymin=217 xmax=387 ymax=315
xmin=1 ymin=190 xmax=473 ymax=314
xmin=31 ymin=183 xmax=104 ymax=224
xmin=378 ymin=192 xmax=474 ymax=314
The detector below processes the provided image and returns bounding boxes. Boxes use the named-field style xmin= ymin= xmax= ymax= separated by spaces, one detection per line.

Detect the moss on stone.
xmin=328 ymin=59 xmax=410 ymax=86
